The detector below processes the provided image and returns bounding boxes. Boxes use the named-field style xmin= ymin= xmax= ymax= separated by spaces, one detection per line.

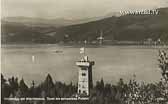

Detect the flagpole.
xmin=79 ymin=40 xmax=87 ymax=61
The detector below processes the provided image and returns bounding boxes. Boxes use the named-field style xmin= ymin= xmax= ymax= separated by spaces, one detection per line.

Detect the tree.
xmin=8 ymin=76 xmax=19 ymax=97
xmin=1 ymin=74 xmax=6 ymax=84
xmin=29 ymin=80 xmax=35 ymax=97
xmin=117 ymin=78 xmax=124 ymax=87
xmin=95 ymin=78 xmax=104 ymax=91
xmin=158 ymin=50 xmax=168 ymax=80
xmin=41 ymin=74 xmax=54 ymax=97
xmin=158 ymin=50 xmax=168 ymax=101
xmin=19 ymin=78 xmax=29 ymax=97
xmin=1 ymin=74 xmax=10 ymax=103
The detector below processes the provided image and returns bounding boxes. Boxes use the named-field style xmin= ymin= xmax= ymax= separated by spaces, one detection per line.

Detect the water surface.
xmin=1 ymin=44 xmax=164 ymax=85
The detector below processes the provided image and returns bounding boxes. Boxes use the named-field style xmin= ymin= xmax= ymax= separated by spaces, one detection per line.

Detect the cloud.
xmin=2 ymin=0 xmax=168 ymax=19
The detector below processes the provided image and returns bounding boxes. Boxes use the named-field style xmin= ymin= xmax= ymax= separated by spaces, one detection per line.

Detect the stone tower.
xmin=76 ymin=54 xmax=94 ymax=97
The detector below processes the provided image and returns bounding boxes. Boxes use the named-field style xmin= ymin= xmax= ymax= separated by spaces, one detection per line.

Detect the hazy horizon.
xmin=1 ymin=0 xmax=168 ymax=20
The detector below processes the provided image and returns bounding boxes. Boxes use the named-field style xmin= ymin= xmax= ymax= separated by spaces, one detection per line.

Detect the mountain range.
xmin=1 ymin=7 xmax=168 ymax=44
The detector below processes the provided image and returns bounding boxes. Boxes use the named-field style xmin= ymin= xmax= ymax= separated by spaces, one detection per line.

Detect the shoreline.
xmin=1 ymin=44 xmax=168 ymax=50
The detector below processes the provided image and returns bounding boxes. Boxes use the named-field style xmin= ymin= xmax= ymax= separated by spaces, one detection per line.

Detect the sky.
xmin=1 ymin=0 xmax=168 ymax=19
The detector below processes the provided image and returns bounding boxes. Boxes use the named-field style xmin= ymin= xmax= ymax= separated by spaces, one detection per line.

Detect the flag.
xmin=80 ymin=47 xmax=85 ymax=54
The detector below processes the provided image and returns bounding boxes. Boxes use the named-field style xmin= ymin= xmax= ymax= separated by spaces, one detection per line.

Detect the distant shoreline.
xmin=1 ymin=43 xmax=168 ymax=49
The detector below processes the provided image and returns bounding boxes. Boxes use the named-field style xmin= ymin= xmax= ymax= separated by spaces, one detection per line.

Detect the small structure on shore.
xmin=97 ymin=31 xmax=104 ymax=45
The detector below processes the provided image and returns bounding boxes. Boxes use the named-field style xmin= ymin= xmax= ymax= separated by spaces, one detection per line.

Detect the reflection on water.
xmin=1 ymin=44 xmax=165 ymax=85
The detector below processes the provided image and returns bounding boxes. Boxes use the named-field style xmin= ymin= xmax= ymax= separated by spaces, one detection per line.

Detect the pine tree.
xmin=8 ymin=76 xmax=19 ymax=96
xmin=42 ymin=74 xmax=54 ymax=97
xmin=29 ymin=80 xmax=35 ymax=97
xmin=1 ymin=74 xmax=6 ymax=84
xmin=19 ymin=78 xmax=28 ymax=97
xmin=1 ymin=74 xmax=10 ymax=103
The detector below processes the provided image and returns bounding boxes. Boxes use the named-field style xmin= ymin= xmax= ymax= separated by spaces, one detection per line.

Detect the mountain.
xmin=2 ymin=17 xmax=77 ymax=27
xmin=54 ymin=7 xmax=168 ymax=43
xmin=1 ymin=7 xmax=168 ymax=44
xmin=2 ymin=16 xmax=108 ymax=28
xmin=1 ymin=21 xmax=58 ymax=44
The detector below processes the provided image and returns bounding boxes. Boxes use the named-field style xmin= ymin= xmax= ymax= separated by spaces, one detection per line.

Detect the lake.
xmin=1 ymin=44 xmax=166 ymax=86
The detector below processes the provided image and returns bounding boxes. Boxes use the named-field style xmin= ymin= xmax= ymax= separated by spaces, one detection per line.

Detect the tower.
xmin=76 ymin=48 xmax=95 ymax=97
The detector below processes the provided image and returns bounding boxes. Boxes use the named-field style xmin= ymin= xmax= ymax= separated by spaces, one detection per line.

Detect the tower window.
xmin=82 ymin=73 xmax=86 ymax=76
xmin=81 ymin=67 xmax=87 ymax=70
xmin=83 ymin=91 xmax=87 ymax=94
xmin=79 ymin=90 xmax=81 ymax=94
xmin=82 ymin=85 xmax=85 ymax=88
